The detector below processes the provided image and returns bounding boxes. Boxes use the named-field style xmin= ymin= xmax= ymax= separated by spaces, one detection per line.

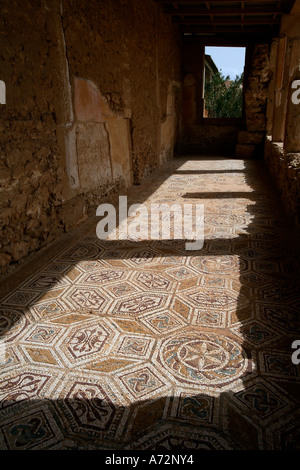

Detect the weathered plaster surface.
xmin=0 ymin=0 xmax=181 ymax=274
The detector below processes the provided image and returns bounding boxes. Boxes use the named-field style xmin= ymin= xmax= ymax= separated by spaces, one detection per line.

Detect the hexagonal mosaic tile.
xmin=1 ymin=157 xmax=299 ymax=450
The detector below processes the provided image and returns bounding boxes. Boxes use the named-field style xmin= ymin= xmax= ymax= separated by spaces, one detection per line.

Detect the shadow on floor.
xmin=1 ymin=156 xmax=300 ymax=450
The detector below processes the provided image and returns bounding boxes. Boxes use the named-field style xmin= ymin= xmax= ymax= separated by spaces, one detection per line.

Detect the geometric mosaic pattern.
xmin=1 ymin=156 xmax=300 ymax=449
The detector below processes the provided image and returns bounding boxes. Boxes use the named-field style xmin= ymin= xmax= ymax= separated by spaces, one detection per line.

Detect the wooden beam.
xmin=242 ymin=1 xmax=245 ymax=29
xmin=181 ymin=26 xmax=278 ymax=34
xmin=156 ymin=0 xmax=288 ymax=3
xmin=163 ymin=6 xmax=286 ymax=15
xmin=205 ymin=1 xmax=216 ymax=31
xmin=182 ymin=35 xmax=273 ymax=46
xmin=172 ymin=16 xmax=281 ymax=24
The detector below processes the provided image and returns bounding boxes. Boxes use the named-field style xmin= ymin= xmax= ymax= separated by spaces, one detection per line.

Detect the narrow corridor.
xmin=0 ymin=156 xmax=300 ymax=450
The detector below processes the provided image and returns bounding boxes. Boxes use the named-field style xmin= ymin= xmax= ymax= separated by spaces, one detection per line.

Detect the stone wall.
xmin=264 ymin=138 xmax=300 ymax=225
xmin=0 ymin=0 xmax=181 ymax=274
xmin=235 ymin=43 xmax=271 ymax=159
xmin=263 ymin=2 xmax=300 ymax=227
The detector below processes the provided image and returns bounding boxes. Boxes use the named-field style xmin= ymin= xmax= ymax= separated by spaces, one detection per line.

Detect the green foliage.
xmin=204 ymin=70 xmax=243 ymax=118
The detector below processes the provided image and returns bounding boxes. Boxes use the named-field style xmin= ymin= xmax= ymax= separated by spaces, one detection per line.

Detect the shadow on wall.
xmin=0 ymin=156 xmax=300 ymax=450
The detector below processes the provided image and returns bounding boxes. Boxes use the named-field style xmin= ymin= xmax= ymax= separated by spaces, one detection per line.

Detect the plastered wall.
xmin=0 ymin=0 xmax=181 ymax=274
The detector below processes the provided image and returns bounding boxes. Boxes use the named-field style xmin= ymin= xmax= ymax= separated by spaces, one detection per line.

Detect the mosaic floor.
xmin=1 ymin=156 xmax=300 ymax=450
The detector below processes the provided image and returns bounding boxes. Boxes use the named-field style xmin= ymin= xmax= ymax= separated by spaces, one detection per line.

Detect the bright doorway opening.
xmin=204 ymin=46 xmax=246 ymax=118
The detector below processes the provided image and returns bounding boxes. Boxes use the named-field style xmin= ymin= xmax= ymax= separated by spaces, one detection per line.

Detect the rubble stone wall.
xmin=0 ymin=0 xmax=181 ymax=274
xmin=265 ymin=139 xmax=300 ymax=226
xmin=235 ymin=43 xmax=271 ymax=159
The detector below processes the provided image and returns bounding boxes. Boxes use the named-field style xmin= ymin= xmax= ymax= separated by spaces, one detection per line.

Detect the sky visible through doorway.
xmin=205 ymin=46 xmax=246 ymax=80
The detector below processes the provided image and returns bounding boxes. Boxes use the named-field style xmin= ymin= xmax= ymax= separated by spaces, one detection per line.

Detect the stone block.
xmin=11 ymin=241 xmax=30 ymax=262
xmin=238 ymin=131 xmax=264 ymax=145
xmin=235 ymin=144 xmax=256 ymax=159
xmin=286 ymin=153 xmax=300 ymax=179
xmin=246 ymin=114 xmax=266 ymax=132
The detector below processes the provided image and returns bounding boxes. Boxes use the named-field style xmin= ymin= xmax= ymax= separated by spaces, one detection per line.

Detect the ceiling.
xmin=156 ymin=0 xmax=296 ymax=44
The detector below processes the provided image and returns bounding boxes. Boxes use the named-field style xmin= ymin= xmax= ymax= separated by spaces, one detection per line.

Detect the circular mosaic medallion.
xmin=63 ymin=244 xmax=101 ymax=260
xmin=192 ymin=255 xmax=245 ymax=274
xmin=160 ymin=332 xmax=248 ymax=386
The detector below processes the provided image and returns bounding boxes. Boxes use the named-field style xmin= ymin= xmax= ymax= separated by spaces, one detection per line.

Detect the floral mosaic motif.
xmin=205 ymin=214 xmax=246 ymax=226
xmin=81 ymin=270 xmax=125 ymax=285
xmin=257 ymin=283 xmax=300 ymax=304
xmin=66 ymin=287 xmax=107 ymax=311
xmin=135 ymin=272 xmax=170 ymax=290
xmin=60 ymin=323 xmax=111 ymax=362
xmin=184 ymin=288 xmax=239 ymax=309
xmin=113 ymin=294 xmax=167 ymax=316
xmin=126 ymin=250 xmax=157 ymax=265
xmin=63 ymin=382 xmax=116 ymax=432
xmin=0 ymin=372 xmax=51 ymax=407
xmin=159 ymin=332 xmax=249 ymax=387
xmin=1 ymin=157 xmax=300 ymax=449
